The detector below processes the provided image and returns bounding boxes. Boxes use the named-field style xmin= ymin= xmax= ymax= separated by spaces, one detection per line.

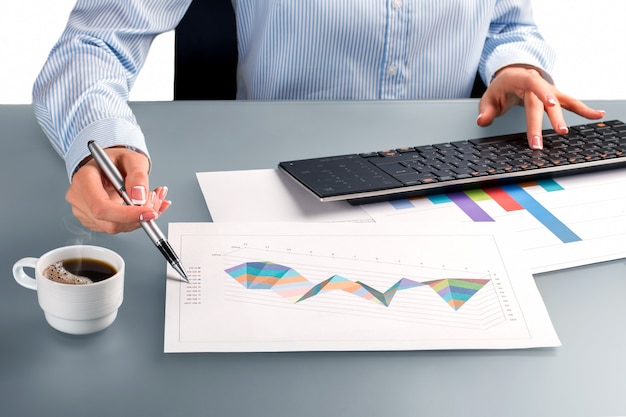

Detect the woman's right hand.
xmin=66 ymin=147 xmax=170 ymax=234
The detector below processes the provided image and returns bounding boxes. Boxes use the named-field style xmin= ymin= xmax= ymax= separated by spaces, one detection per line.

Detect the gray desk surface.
xmin=1 ymin=100 xmax=625 ymax=417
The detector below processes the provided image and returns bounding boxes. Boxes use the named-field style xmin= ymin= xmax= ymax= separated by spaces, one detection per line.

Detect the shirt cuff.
xmin=485 ymin=52 xmax=555 ymax=86
xmin=65 ymin=118 xmax=150 ymax=181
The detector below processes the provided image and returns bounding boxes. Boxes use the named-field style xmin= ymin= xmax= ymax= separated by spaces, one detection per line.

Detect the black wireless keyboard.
xmin=278 ymin=120 xmax=626 ymax=204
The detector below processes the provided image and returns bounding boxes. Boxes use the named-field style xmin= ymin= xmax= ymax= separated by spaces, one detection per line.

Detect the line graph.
xmin=218 ymin=245 xmax=504 ymax=329
xmin=225 ymin=261 xmax=489 ymax=310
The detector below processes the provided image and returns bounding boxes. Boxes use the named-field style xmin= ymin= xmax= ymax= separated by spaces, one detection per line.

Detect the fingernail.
xmin=157 ymin=186 xmax=168 ymax=202
xmin=131 ymin=186 xmax=146 ymax=205
xmin=146 ymin=191 xmax=157 ymax=206
xmin=547 ymin=95 xmax=557 ymax=106
xmin=530 ymin=135 xmax=543 ymax=150
xmin=558 ymin=124 xmax=569 ymax=134
xmin=139 ymin=211 xmax=158 ymax=222
xmin=476 ymin=113 xmax=483 ymax=122
xmin=159 ymin=200 xmax=172 ymax=213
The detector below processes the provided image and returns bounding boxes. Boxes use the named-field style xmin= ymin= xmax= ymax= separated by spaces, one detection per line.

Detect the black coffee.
xmin=63 ymin=258 xmax=116 ymax=282
xmin=44 ymin=258 xmax=117 ymax=285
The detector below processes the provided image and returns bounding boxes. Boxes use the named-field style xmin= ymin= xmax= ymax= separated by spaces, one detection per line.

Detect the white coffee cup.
xmin=12 ymin=245 xmax=125 ymax=335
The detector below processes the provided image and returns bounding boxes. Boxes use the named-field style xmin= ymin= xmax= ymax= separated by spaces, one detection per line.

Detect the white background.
xmin=1 ymin=0 xmax=625 ymax=103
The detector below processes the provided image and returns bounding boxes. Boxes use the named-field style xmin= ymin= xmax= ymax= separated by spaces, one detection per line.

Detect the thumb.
xmin=477 ymin=95 xmax=498 ymax=127
xmin=110 ymin=148 xmax=151 ymax=206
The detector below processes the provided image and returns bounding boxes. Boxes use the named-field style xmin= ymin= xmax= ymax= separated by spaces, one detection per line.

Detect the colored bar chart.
xmin=390 ymin=179 xmax=581 ymax=243
xmin=360 ymin=170 xmax=626 ymax=273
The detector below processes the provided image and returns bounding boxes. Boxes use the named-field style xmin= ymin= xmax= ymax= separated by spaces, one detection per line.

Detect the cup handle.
xmin=12 ymin=257 xmax=39 ymax=290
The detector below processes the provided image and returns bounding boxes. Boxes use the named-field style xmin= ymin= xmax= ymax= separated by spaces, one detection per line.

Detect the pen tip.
xmin=173 ymin=264 xmax=189 ymax=283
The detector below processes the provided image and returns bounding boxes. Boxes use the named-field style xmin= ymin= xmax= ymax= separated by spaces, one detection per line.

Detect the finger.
xmin=156 ymin=185 xmax=168 ymax=202
xmin=151 ymin=186 xmax=169 ymax=213
xmin=158 ymin=199 xmax=172 ymax=214
xmin=522 ymin=82 xmax=578 ymax=135
xmin=145 ymin=190 xmax=161 ymax=213
xmin=524 ymin=92 xmax=546 ymax=150
xmin=477 ymin=87 xmax=511 ymax=127
xmin=543 ymin=95 xmax=569 ymax=136
xmin=107 ymin=148 xmax=150 ymax=205
xmin=68 ymin=186 xmax=145 ymax=234
xmin=477 ymin=72 xmax=524 ymax=127
xmin=519 ymin=74 xmax=563 ymax=117
xmin=90 ymin=197 xmax=154 ymax=226
xmin=477 ymin=96 xmax=497 ymax=127
xmin=557 ymin=94 xmax=606 ymax=120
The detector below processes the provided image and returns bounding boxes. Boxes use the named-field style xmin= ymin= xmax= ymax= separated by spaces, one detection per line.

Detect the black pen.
xmin=87 ymin=140 xmax=189 ymax=282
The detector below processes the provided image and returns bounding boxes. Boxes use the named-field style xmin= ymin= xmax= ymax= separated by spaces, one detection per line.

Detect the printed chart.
xmin=164 ymin=222 xmax=559 ymax=352
xmin=224 ymin=261 xmax=490 ymax=310
xmin=362 ymin=169 xmax=626 ymax=273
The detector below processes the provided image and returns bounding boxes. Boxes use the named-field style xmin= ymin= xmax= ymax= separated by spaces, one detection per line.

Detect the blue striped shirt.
xmin=33 ymin=0 xmax=555 ymax=179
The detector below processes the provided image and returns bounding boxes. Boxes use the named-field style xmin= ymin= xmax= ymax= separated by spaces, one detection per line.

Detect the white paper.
xmin=360 ymin=169 xmax=626 ymax=274
xmin=196 ymin=169 xmax=372 ymax=223
xmin=196 ymin=168 xmax=626 ymax=274
xmin=164 ymin=222 xmax=560 ymax=353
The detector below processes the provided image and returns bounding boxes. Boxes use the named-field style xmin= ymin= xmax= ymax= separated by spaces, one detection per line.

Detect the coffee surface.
xmin=44 ymin=258 xmax=116 ymax=285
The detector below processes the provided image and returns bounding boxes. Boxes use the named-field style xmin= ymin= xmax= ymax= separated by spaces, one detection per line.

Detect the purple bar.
xmin=447 ymin=192 xmax=494 ymax=222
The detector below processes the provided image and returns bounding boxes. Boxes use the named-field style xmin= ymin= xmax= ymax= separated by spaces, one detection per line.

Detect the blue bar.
xmin=427 ymin=194 xmax=453 ymax=204
xmin=536 ymin=178 xmax=564 ymax=192
xmin=390 ymin=199 xmax=415 ymax=210
xmin=500 ymin=184 xmax=581 ymax=243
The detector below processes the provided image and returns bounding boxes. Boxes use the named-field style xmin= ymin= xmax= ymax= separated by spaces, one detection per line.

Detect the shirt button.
xmin=387 ymin=64 xmax=397 ymax=76
xmin=392 ymin=0 xmax=403 ymax=9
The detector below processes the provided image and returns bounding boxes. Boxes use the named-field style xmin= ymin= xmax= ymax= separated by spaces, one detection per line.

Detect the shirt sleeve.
xmin=32 ymin=0 xmax=193 ymax=180
xmin=479 ymin=0 xmax=556 ymax=86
